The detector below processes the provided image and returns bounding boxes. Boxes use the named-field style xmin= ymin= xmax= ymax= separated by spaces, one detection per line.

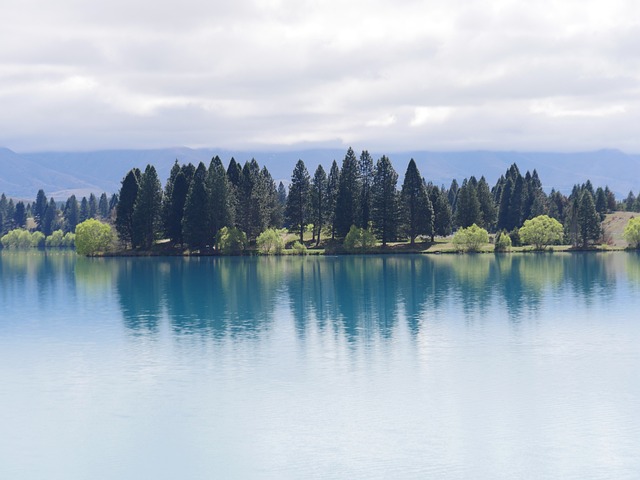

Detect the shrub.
xmin=343 ymin=225 xmax=376 ymax=253
xmin=257 ymin=228 xmax=285 ymax=254
xmin=216 ymin=226 xmax=247 ymax=255
xmin=46 ymin=230 xmax=65 ymax=248
xmin=452 ymin=224 xmax=489 ymax=252
xmin=291 ymin=241 xmax=308 ymax=255
xmin=519 ymin=215 xmax=564 ymax=250
xmin=494 ymin=230 xmax=512 ymax=252
xmin=623 ymin=217 xmax=640 ymax=249
xmin=30 ymin=231 xmax=45 ymax=248
xmin=1 ymin=229 xmax=34 ymax=249
xmin=63 ymin=232 xmax=76 ymax=248
xmin=75 ymin=219 xmax=116 ymax=256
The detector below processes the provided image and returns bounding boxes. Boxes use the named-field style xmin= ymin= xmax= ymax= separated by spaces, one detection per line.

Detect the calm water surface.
xmin=1 ymin=252 xmax=639 ymax=479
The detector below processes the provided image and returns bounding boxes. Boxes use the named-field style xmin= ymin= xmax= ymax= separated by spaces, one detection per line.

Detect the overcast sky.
xmin=2 ymin=0 xmax=640 ymax=152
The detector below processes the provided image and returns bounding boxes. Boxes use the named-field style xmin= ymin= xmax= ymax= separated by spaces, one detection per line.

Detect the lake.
xmin=1 ymin=251 xmax=639 ymax=479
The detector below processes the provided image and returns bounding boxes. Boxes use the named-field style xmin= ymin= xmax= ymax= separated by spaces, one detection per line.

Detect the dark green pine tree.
xmin=14 ymin=201 xmax=27 ymax=229
xmin=98 ymin=193 xmax=109 ymax=219
xmin=277 ymin=182 xmax=287 ymax=228
xmin=400 ymin=159 xmax=433 ymax=245
xmin=88 ymin=193 xmax=98 ymax=219
xmin=311 ymin=165 xmax=328 ymax=245
xmin=115 ymin=168 xmax=141 ymax=247
xmin=162 ymin=160 xmax=182 ymax=237
xmin=548 ymin=189 xmax=567 ymax=222
xmin=595 ymin=187 xmax=607 ymax=219
xmin=508 ymin=174 xmax=525 ymax=229
xmin=207 ymin=155 xmax=235 ymax=238
xmin=476 ymin=176 xmax=497 ymax=230
xmin=335 ymin=147 xmax=360 ymax=238
xmin=131 ymin=165 xmax=163 ymax=249
xmin=33 ymin=189 xmax=48 ymax=232
xmin=428 ymin=184 xmax=452 ymax=241
xmin=286 ymin=159 xmax=311 ymax=243
xmin=371 ymin=155 xmax=399 ymax=246
xmin=455 ymin=178 xmax=482 ymax=228
xmin=166 ymin=171 xmax=189 ymax=245
xmin=604 ymin=186 xmax=617 ymax=212
xmin=358 ymin=150 xmax=374 ymax=228
xmin=447 ymin=179 xmax=459 ymax=213
xmin=5 ymin=199 xmax=15 ymax=232
xmin=625 ymin=191 xmax=635 ymax=211
xmin=261 ymin=166 xmax=279 ymax=228
xmin=238 ymin=159 xmax=271 ymax=241
xmin=0 ymin=207 xmax=3 ymax=236
xmin=64 ymin=195 xmax=79 ymax=233
xmin=42 ymin=198 xmax=58 ymax=236
xmin=577 ymin=190 xmax=601 ymax=247
xmin=109 ymin=194 xmax=119 ymax=215
xmin=79 ymin=197 xmax=89 ymax=223
xmin=326 ymin=160 xmax=340 ymax=240
xmin=182 ymin=162 xmax=211 ymax=250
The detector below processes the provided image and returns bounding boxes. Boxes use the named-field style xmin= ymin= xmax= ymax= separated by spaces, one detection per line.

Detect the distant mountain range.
xmin=1 ymin=146 xmax=639 ymax=200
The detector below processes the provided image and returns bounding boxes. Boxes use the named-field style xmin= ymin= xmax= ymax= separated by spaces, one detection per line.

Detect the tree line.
xmin=0 ymin=147 xmax=627 ymax=251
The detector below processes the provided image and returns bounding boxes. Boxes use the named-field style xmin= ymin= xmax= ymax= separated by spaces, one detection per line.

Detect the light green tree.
xmin=452 ymin=224 xmax=489 ymax=252
xmin=257 ymin=228 xmax=285 ymax=254
xmin=343 ymin=225 xmax=376 ymax=253
xmin=215 ymin=226 xmax=247 ymax=255
xmin=623 ymin=217 xmax=640 ymax=249
xmin=75 ymin=219 xmax=116 ymax=256
xmin=494 ymin=230 xmax=512 ymax=252
xmin=519 ymin=215 xmax=564 ymax=250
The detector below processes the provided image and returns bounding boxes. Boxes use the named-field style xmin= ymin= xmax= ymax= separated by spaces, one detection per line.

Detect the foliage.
xmin=623 ymin=217 xmax=640 ymax=248
xmin=115 ymin=168 xmax=140 ymax=247
xmin=452 ymin=224 xmax=489 ymax=252
xmin=63 ymin=232 xmax=76 ymax=248
xmin=343 ymin=225 xmax=376 ymax=253
xmin=371 ymin=155 xmax=399 ymax=246
xmin=577 ymin=190 xmax=601 ymax=247
xmin=182 ymin=162 xmax=211 ymax=250
xmin=30 ymin=231 xmax=46 ymax=248
xmin=400 ymin=159 xmax=433 ymax=244
xmin=1 ymin=229 xmax=33 ymax=248
xmin=131 ymin=164 xmax=163 ymax=249
xmin=519 ymin=215 xmax=564 ymax=250
xmin=310 ymin=165 xmax=328 ymax=245
xmin=291 ymin=241 xmax=308 ymax=255
xmin=257 ymin=228 xmax=285 ymax=254
xmin=215 ymin=226 xmax=247 ymax=255
xmin=45 ymin=229 xmax=65 ymax=247
xmin=335 ymin=147 xmax=360 ymax=238
xmin=285 ymin=159 xmax=311 ymax=243
xmin=75 ymin=219 xmax=115 ymax=256
xmin=455 ymin=178 xmax=482 ymax=228
xmin=208 ymin=155 xmax=235 ymax=239
xmin=494 ymin=230 xmax=512 ymax=252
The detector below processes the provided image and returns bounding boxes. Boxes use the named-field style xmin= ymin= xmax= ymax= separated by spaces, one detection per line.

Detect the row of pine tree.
xmin=1 ymin=147 xmax=637 ymax=248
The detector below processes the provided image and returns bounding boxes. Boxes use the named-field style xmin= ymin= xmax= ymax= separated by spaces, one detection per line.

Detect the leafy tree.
xmin=182 ymin=162 xmax=211 ymax=250
xmin=358 ymin=150 xmax=374 ymax=228
xmin=75 ymin=219 xmax=116 ymax=256
xmin=494 ymin=230 xmax=512 ymax=252
xmin=371 ymin=155 xmax=399 ymax=246
xmin=623 ymin=217 xmax=640 ymax=248
xmin=1 ymin=229 xmax=33 ymax=248
xmin=115 ymin=168 xmax=140 ymax=247
xmin=452 ymin=224 xmax=489 ymax=252
xmin=311 ymin=165 xmax=328 ymax=245
xmin=131 ymin=164 xmax=163 ymax=249
xmin=31 ymin=231 xmax=45 ymax=248
xmin=400 ymin=159 xmax=433 ymax=244
xmin=216 ymin=226 xmax=247 ymax=255
xmin=46 ymin=230 xmax=65 ymax=248
xmin=291 ymin=240 xmax=308 ymax=255
xmin=577 ymin=190 xmax=601 ymax=247
xmin=257 ymin=228 xmax=285 ymax=254
xmin=519 ymin=215 xmax=564 ymax=250
xmin=326 ymin=160 xmax=340 ymax=240
xmin=286 ymin=160 xmax=311 ymax=243
xmin=343 ymin=225 xmax=376 ymax=253
xmin=335 ymin=148 xmax=360 ymax=237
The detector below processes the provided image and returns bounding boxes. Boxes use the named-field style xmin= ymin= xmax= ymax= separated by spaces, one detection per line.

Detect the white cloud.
xmin=1 ymin=0 xmax=640 ymax=151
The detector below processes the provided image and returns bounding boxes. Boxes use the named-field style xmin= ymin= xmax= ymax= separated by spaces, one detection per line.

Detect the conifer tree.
xmin=207 ymin=156 xmax=235 ymax=238
xmin=477 ymin=176 xmax=497 ymax=230
xmin=43 ymin=198 xmax=58 ymax=236
xmin=166 ymin=171 xmax=189 ymax=244
xmin=428 ymin=184 xmax=453 ymax=241
xmin=371 ymin=155 xmax=399 ymax=246
xmin=162 ymin=160 xmax=182 ymax=237
xmin=311 ymin=165 xmax=328 ymax=245
xmin=577 ymin=190 xmax=601 ymax=247
xmin=358 ymin=150 xmax=374 ymax=228
xmin=261 ymin=166 xmax=279 ymax=228
xmin=115 ymin=168 xmax=141 ymax=247
xmin=277 ymin=182 xmax=287 ymax=227
xmin=79 ymin=197 xmax=89 ymax=223
xmin=455 ymin=178 xmax=482 ymax=228
xmin=13 ymin=201 xmax=26 ymax=229
xmin=88 ymin=193 xmax=98 ymax=219
xmin=447 ymin=179 xmax=459 ymax=212
xmin=98 ymin=193 xmax=109 ymax=219
xmin=286 ymin=160 xmax=311 ymax=243
xmin=182 ymin=162 xmax=210 ymax=250
xmin=595 ymin=187 xmax=607 ymax=219
xmin=64 ymin=195 xmax=79 ymax=233
xmin=33 ymin=189 xmax=47 ymax=231
xmin=335 ymin=148 xmax=360 ymax=237
xmin=326 ymin=160 xmax=340 ymax=240
xmin=131 ymin=165 xmax=163 ymax=249
xmin=400 ymin=159 xmax=433 ymax=244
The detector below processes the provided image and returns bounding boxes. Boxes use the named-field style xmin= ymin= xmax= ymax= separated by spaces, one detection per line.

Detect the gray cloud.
xmin=2 ymin=0 xmax=640 ymax=152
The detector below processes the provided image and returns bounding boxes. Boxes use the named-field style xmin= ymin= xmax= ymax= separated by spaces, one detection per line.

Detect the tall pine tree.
xmin=371 ymin=155 xmax=399 ymax=246
xmin=400 ymin=159 xmax=433 ymax=244
xmin=335 ymin=147 xmax=360 ymax=237
xmin=182 ymin=162 xmax=211 ymax=250
xmin=131 ymin=165 xmax=163 ymax=249
xmin=286 ymin=160 xmax=311 ymax=243
xmin=116 ymin=168 xmax=141 ymax=247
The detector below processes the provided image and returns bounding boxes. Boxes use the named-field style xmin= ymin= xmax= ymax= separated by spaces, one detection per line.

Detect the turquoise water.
xmin=1 ymin=252 xmax=639 ymax=479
